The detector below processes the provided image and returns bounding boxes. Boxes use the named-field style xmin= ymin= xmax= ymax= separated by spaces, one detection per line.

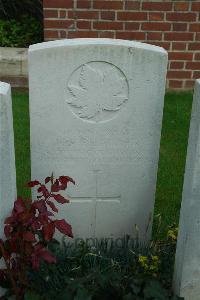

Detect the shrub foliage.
xmin=0 ymin=0 xmax=43 ymax=47
xmin=0 ymin=175 xmax=75 ymax=299
xmin=0 ymin=174 xmax=182 ymax=300
xmin=0 ymin=15 xmax=42 ymax=47
xmin=0 ymin=0 xmax=42 ymax=20
xmin=27 ymin=229 xmax=182 ymax=300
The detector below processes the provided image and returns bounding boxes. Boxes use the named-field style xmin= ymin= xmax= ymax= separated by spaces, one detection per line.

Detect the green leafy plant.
xmin=27 ymin=228 xmax=182 ymax=300
xmin=0 ymin=0 xmax=42 ymax=20
xmin=0 ymin=15 xmax=42 ymax=47
xmin=0 ymin=174 xmax=75 ymax=300
xmin=0 ymin=175 xmax=182 ymax=299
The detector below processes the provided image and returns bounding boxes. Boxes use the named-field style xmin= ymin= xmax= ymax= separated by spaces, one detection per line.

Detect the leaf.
xmin=10 ymin=241 xmax=18 ymax=253
xmin=4 ymin=225 xmax=11 ymax=237
xmin=47 ymin=238 xmax=60 ymax=253
xmin=34 ymin=199 xmax=47 ymax=213
xmin=56 ymin=288 xmax=73 ymax=300
xmin=78 ymin=103 xmax=100 ymax=119
xmin=46 ymin=200 xmax=58 ymax=213
xmin=51 ymin=179 xmax=61 ymax=192
xmin=26 ymin=180 xmax=40 ymax=188
xmin=38 ymin=213 xmax=49 ymax=225
xmin=67 ymin=65 xmax=102 ymax=118
xmin=24 ymin=241 xmax=34 ymax=256
xmin=123 ymin=293 xmax=135 ymax=300
xmin=53 ymin=194 xmax=69 ymax=204
xmin=43 ymin=222 xmax=55 ymax=242
xmin=23 ymin=231 xmax=36 ymax=242
xmin=20 ymin=211 xmax=33 ymax=223
xmin=38 ymin=184 xmax=49 ymax=197
xmin=102 ymin=70 xmax=128 ymax=111
xmin=59 ymin=175 xmax=75 ymax=186
xmin=0 ymin=270 xmax=9 ymax=289
xmin=143 ymin=279 xmax=169 ymax=299
xmin=24 ymin=291 xmax=44 ymax=300
xmin=4 ymin=216 xmax=15 ymax=224
xmin=31 ymin=254 xmax=40 ymax=270
xmin=14 ymin=197 xmax=26 ymax=214
xmin=79 ymin=64 xmax=102 ymax=93
xmin=47 ymin=211 xmax=54 ymax=217
xmin=74 ymin=287 xmax=92 ymax=300
xmin=67 ymin=63 xmax=127 ymax=119
xmin=32 ymin=244 xmax=56 ymax=267
xmin=31 ymin=220 xmax=40 ymax=231
xmin=54 ymin=219 xmax=73 ymax=238
xmin=0 ymin=247 xmax=3 ymax=260
xmin=45 ymin=176 xmax=51 ymax=184
xmin=68 ymin=85 xmax=87 ymax=107
xmin=131 ymin=283 xmax=141 ymax=295
xmin=39 ymin=248 xmax=57 ymax=264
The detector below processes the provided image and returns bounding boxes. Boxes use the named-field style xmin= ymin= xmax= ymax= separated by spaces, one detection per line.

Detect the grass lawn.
xmin=12 ymin=91 xmax=193 ymax=234
xmin=154 ymin=92 xmax=193 ymax=235
xmin=12 ymin=92 xmax=31 ymax=198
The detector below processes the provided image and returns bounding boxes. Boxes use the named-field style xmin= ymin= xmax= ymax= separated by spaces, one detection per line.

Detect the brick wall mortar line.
xmin=44 ymin=17 xmax=59 ymax=20
xmin=43 ymin=0 xmax=200 ymax=90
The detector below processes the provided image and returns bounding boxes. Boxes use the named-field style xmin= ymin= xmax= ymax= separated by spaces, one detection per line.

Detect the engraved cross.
xmin=69 ymin=170 xmax=121 ymax=205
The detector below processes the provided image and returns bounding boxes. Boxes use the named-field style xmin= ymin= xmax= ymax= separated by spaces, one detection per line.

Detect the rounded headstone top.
xmin=196 ymin=78 xmax=200 ymax=84
xmin=29 ymin=38 xmax=167 ymax=56
xmin=0 ymin=82 xmax=10 ymax=96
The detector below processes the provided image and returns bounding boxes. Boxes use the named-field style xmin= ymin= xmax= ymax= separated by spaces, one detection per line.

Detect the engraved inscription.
xmin=66 ymin=61 xmax=129 ymax=123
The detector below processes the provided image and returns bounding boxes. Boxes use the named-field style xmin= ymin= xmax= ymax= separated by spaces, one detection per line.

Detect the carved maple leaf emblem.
xmin=67 ymin=63 xmax=128 ymax=120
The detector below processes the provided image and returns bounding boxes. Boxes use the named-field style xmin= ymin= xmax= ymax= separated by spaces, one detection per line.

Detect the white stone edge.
xmin=196 ymin=78 xmax=200 ymax=86
xmin=29 ymin=38 xmax=167 ymax=56
xmin=0 ymin=81 xmax=10 ymax=96
xmin=173 ymin=77 xmax=200 ymax=295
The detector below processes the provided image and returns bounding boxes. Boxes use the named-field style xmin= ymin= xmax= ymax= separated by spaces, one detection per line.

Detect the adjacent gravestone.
xmin=29 ymin=39 xmax=167 ymax=240
xmin=174 ymin=79 xmax=200 ymax=299
xmin=0 ymin=82 xmax=16 ymax=236
xmin=0 ymin=82 xmax=16 ymax=297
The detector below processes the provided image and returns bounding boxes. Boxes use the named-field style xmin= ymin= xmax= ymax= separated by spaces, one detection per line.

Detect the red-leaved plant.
xmin=0 ymin=174 xmax=75 ymax=300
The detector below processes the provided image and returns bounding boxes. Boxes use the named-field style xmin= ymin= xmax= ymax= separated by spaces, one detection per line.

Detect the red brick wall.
xmin=43 ymin=0 xmax=200 ymax=90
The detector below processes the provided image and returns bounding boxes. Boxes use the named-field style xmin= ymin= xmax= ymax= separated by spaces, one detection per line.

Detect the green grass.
xmin=154 ymin=92 xmax=193 ymax=235
xmin=12 ymin=91 xmax=193 ymax=233
xmin=12 ymin=91 xmax=31 ymax=198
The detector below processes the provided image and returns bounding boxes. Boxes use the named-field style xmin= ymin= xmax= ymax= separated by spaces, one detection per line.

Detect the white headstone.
xmin=29 ymin=39 xmax=167 ymax=240
xmin=174 ymin=79 xmax=200 ymax=299
xmin=0 ymin=82 xmax=16 ymax=297
xmin=0 ymin=82 xmax=16 ymax=236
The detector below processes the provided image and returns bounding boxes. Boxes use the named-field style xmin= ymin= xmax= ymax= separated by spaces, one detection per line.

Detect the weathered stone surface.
xmin=174 ymin=79 xmax=200 ymax=300
xmin=0 ymin=82 xmax=16 ymax=297
xmin=0 ymin=47 xmax=28 ymax=88
xmin=0 ymin=82 xmax=16 ymax=236
xmin=0 ymin=47 xmax=28 ymax=77
xmin=29 ymin=38 xmax=167 ymax=240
